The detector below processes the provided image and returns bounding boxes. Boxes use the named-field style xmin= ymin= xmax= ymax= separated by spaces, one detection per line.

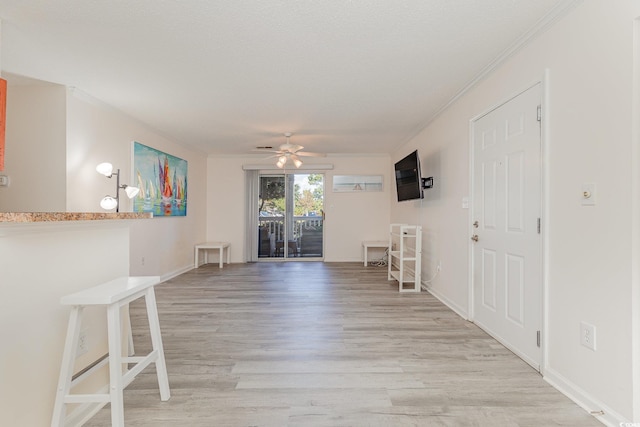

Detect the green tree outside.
xmin=260 ymin=174 xmax=323 ymax=216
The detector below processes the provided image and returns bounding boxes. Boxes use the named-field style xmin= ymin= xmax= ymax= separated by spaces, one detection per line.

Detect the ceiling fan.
xmin=261 ymin=132 xmax=326 ymax=168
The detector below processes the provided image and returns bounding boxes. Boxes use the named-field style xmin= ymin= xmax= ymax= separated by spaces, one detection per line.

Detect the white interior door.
xmin=471 ymin=83 xmax=542 ymax=370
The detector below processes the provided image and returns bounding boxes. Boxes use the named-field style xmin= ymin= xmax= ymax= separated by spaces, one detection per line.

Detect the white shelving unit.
xmin=387 ymin=223 xmax=422 ymax=292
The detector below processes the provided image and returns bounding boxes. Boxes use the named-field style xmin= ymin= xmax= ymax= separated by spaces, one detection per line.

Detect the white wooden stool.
xmin=194 ymin=242 xmax=230 ymax=268
xmin=52 ymin=276 xmax=170 ymax=427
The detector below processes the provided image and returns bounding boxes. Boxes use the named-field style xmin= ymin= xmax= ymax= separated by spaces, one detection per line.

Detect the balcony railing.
xmin=258 ymin=216 xmax=323 ymax=240
xmin=258 ymin=215 xmax=323 ymax=258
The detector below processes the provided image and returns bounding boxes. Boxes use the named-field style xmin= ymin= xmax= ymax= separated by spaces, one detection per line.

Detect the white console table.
xmin=362 ymin=240 xmax=389 ymax=266
xmin=194 ymin=242 xmax=230 ymax=268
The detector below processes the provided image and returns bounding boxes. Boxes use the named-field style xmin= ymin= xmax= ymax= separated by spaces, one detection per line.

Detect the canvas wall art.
xmin=332 ymin=175 xmax=383 ymax=192
xmin=133 ymin=141 xmax=187 ymax=216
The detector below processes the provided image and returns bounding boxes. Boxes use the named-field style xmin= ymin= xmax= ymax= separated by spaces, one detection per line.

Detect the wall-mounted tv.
xmin=394 ymin=150 xmax=423 ymax=202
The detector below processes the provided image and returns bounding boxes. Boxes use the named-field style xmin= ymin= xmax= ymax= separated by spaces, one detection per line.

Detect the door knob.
xmin=471 ymin=234 xmax=479 ymax=242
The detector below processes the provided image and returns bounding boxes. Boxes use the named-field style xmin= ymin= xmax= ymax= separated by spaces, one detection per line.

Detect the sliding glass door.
xmin=257 ymin=173 xmax=324 ymax=260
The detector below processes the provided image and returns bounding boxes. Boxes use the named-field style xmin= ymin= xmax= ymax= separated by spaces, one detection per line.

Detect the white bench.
xmin=194 ymin=242 xmax=230 ymax=268
xmin=52 ymin=276 xmax=170 ymax=427
xmin=362 ymin=240 xmax=389 ymax=266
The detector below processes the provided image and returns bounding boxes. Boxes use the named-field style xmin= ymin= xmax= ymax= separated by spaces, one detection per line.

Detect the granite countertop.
xmin=0 ymin=212 xmax=153 ymax=223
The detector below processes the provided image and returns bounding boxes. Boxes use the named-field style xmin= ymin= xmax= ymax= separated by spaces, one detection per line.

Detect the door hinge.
xmin=537 ymin=218 xmax=541 ymax=234
xmin=537 ymin=330 xmax=541 ymax=347
xmin=537 ymin=105 xmax=542 ymax=122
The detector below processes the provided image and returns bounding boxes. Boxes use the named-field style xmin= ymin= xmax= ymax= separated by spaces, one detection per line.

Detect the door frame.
xmin=467 ymin=73 xmax=549 ymax=373
xmin=632 ymin=18 xmax=640 ymax=418
xmin=256 ymin=171 xmax=325 ymax=262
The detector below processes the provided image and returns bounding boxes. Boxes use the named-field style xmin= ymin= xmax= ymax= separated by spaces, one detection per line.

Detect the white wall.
xmin=206 ymin=155 xmax=391 ymax=263
xmin=391 ymin=2 xmax=640 ymax=423
xmin=65 ymin=88 xmax=208 ymax=279
xmin=324 ymin=156 xmax=391 ymax=262
xmin=0 ymin=82 xmax=66 ymax=211
xmin=392 ymin=135 xmax=470 ymax=316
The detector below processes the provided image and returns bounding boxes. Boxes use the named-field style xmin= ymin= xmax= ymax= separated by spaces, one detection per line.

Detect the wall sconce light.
xmin=96 ymin=162 xmax=140 ymax=212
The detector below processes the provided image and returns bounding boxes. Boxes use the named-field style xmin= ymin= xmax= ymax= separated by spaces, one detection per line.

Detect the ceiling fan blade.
xmin=297 ymin=151 xmax=326 ymax=157
xmin=251 ymin=149 xmax=282 ymax=154
xmin=280 ymin=143 xmax=304 ymax=152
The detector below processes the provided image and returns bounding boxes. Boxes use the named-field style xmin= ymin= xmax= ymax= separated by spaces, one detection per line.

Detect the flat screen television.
xmin=394 ymin=150 xmax=423 ymax=202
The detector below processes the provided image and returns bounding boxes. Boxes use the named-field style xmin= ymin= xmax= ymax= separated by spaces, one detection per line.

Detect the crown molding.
xmin=397 ymin=0 xmax=584 ymax=152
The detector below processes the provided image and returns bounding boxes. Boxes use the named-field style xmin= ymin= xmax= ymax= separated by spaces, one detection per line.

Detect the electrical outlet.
xmin=77 ymin=330 xmax=89 ymax=356
xmin=141 ymin=257 xmax=145 ymax=266
xmin=580 ymin=322 xmax=596 ymax=351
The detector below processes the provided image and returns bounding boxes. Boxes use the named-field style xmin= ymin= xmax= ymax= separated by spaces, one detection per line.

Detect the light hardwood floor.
xmin=86 ymin=262 xmax=601 ymax=426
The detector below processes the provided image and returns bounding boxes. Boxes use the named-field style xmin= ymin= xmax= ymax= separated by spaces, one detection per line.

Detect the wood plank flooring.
xmin=86 ymin=262 xmax=601 ymax=426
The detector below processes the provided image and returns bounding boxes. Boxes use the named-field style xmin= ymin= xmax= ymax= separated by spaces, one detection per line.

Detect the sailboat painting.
xmin=133 ymin=141 xmax=188 ymax=217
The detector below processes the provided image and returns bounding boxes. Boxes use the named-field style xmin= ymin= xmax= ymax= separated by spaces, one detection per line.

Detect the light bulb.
xmin=96 ymin=162 xmax=114 ymax=177
xmin=100 ymin=196 xmax=118 ymax=210
xmin=124 ymin=186 xmax=140 ymax=198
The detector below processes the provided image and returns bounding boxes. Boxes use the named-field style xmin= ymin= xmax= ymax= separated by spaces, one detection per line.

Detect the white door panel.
xmin=472 ymin=84 xmax=542 ymax=370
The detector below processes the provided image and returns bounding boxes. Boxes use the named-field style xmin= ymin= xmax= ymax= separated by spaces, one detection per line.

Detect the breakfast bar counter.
xmin=0 ymin=211 xmax=152 ymax=426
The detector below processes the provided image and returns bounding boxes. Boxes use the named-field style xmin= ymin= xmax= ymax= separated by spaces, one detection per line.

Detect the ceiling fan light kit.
xmin=263 ymin=132 xmax=326 ymax=168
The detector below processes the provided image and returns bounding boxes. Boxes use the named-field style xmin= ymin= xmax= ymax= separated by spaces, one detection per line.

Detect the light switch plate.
xmin=0 ymin=175 xmax=8 ymax=187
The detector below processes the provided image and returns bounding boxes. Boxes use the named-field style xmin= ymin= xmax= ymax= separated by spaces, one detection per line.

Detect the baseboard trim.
xmin=422 ymin=284 xmax=469 ymax=320
xmin=422 ymin=284 xmax=628 ymax=425
xmin=544 ymin=367 xmax=629 ymax=426
xmin=161 ymin=264 xmax=193 ymax=282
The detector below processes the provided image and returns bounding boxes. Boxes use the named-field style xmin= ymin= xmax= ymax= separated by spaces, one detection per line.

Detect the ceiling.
xmin=0 ymin=1 xmax=573 ymax=156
